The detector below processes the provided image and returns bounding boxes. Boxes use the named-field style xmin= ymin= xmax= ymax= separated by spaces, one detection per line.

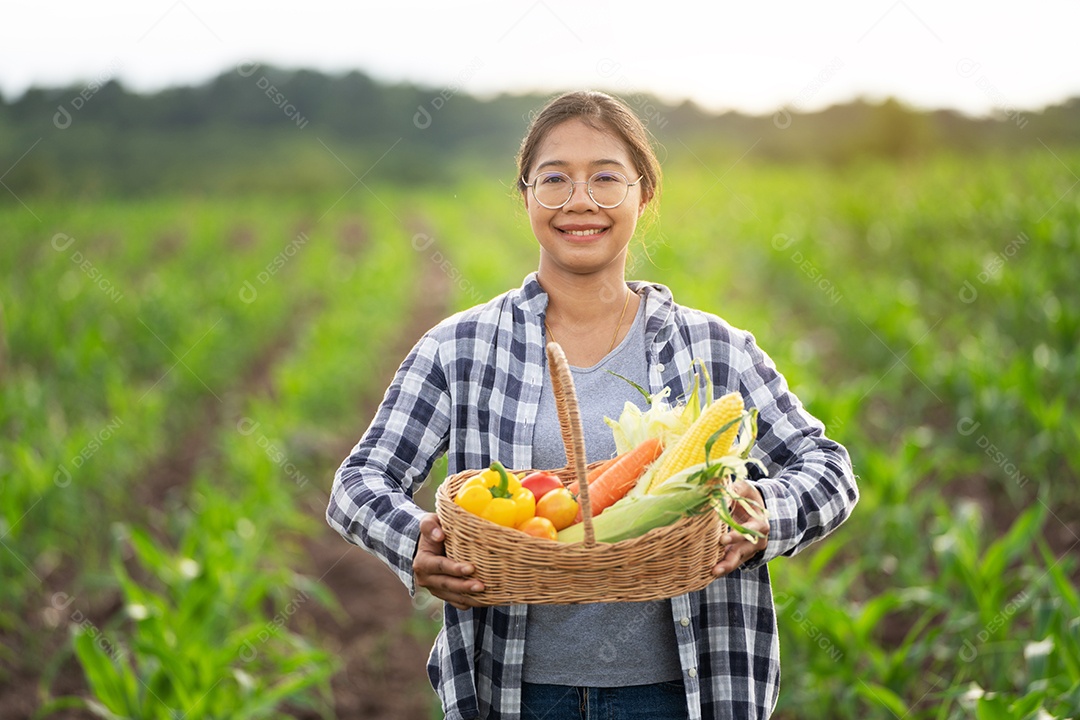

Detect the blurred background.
xmin=2 ymin=2 xmax=1078 ymax=718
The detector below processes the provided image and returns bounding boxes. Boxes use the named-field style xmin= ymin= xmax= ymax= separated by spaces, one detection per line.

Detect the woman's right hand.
xmin=413 ymin=513 xmax=486 ymax=611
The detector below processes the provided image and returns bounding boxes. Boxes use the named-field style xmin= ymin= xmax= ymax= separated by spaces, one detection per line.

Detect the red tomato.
xmin=521 ymin=472 xmax=563 ymax=502
xmin=535 ymin=488 xmax=579 ymax=531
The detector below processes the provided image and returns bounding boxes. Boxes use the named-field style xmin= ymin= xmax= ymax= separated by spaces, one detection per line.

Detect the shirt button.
xmin=657 ymin=363 xmax=665 ymax=372
xmin=688 ymin=668 xmax=697 ymax=678
xmin=680 ymin=617 xmax=690 ymax=627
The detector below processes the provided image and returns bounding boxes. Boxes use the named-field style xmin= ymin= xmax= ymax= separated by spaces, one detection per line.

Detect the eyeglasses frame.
xmin=521 ymin=170 xmax=645 ymax=209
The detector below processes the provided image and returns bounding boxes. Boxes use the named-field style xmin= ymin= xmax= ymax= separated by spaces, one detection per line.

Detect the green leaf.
xmin=855 ymin=681 xmax=908 ymax=716
xmin=1059 ymin=680 xmax=1080 ymax=714
xmin=806 ymin=539 xmax=844 ymax=577
xmin=1032 ymin=598 xmax=1056 ymax=640
xmin=853 ymin=591 xmax=904 ymax=639
xmin=32 ymin=695 xmax=98 ymax=720
xmin=980 ymin=503 xmax=1044 ymax=581
xmin=232 ymin=668 xmax=332 ymax=720
xmin=974 ymin=694 xmax=1013 ymax=720
xmin=126 ymin=525 xmax=175 ymax=581
xmin=703 ymin=415 xmax=743 ymax=465
xmin=605 ymin=369 xmax=652 ymax=402
xmin=73 ymin=627 xmax=134 ymax=716
xmin=84 ymin=699 xmax=127 ymax=720
xmin=1039 ymin=539 xmax=1080 ymax=612
xmin=1007 ymin=691 xmax=1045 ymax=717
xmin=1024 ymin=637 xmax=1054 ymax=681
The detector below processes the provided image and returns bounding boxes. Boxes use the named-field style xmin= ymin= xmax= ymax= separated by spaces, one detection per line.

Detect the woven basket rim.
xmin=436 ymin=464 xmax=717 ymax=555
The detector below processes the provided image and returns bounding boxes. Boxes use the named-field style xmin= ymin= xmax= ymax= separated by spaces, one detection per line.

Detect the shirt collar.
xmin=512 ymin=272 xmax=675 ymax=346
xmin=514 ymin=271 xmax=549 ymax=317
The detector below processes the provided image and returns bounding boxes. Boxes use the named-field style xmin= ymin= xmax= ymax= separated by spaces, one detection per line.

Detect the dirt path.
xmin=296 ymin=230 xmax=453 ymax=720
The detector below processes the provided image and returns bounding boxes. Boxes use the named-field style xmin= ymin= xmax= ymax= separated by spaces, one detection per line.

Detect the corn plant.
xmin=43 ymin=479 xmax=337 ymax=719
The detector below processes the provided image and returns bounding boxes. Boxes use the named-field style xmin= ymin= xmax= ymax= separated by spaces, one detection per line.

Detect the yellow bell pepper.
xmin=455 ymin=485 xmax=493 ymax=516
xmin=481 ymin=497 xmax=518 ymax=527
xmin=462 ymin=466 xmax=522 ymax=494
xmin=511 ymin=486 xmax=536 ymax=526
xmin=454 ymin=461 xmax=534 ymax=528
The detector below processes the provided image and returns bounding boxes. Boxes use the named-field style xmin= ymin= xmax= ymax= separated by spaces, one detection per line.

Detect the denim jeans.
xmin=521 ymin=680 xmax=689 ymax=720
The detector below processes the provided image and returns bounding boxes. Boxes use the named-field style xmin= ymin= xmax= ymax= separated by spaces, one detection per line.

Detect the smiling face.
xmin=524 ymin=118 xmax=649 ymax=280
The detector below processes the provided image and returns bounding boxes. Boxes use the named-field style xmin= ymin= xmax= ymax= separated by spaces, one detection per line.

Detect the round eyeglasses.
xmin=522 ymin=170 xmax=643 ymax=209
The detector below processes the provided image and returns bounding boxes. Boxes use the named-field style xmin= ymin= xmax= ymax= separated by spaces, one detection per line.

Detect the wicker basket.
xmin=434 ymin=342 xmax=726 ymax=605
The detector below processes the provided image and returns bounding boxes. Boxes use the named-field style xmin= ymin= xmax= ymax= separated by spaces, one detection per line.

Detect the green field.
xmin=2 ymin=147 xmax=1078 ymax=718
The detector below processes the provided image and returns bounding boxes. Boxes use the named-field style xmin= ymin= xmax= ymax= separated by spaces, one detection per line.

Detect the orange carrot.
xmin=584 ymin=437 xmax=664 ymax=517
xmin=566 ymin=456 xmax=620 ymax=496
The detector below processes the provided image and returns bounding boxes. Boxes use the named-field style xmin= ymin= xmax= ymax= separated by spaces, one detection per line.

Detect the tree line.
xmin=1 ymin=64 xmax=1076 ymax=199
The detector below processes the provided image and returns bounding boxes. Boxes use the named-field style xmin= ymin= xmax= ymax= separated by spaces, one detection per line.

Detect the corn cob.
xmin=645 ymin=391 xmax=744 ymax=493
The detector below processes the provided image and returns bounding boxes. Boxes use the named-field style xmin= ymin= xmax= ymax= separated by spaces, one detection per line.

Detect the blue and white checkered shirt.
xmin=327 ymin=272 xmax=858 ymax=719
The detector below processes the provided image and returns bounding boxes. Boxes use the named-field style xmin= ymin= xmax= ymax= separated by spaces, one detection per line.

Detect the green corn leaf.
xmin=84 ymin=699 xmax=127 ymax=720
xmin=806 ymin=538 xmax=844 ymax=577
xmin=1060 ymin=681 xmax=1080 ymax=715
xmin=73 ymin=627 xmax=134 ymax=716
xmin=131 ymin=637 xmax=197 ymax=709
xmin=1006 ymin=691 xmax=1045 ymax=717
xmin=974 ymin=694 xmax=1013 ymax=720
xmin=855 ymin=681 xmax=909 ymax=716
xmin=232 ymin=666 xmax=334 ymax=720
xmin=703 ymin=415 xmax=744 ymax=466
xmin=31 ymin=695 xmax=101 ymax=720
xmin=712 ymin=493 xmax=766 ymax=541
xmin=109 ymin=554 xmax=153 ymax=609
xmin=980 ymin=503 xmax=1044 ymax=581
xmin=1039 ymin=539 xmax=1080 ymax=613
xmin=853 ymin=591 xmax=904 ymax=639
xmin=1024 ymin=637 xmax=1054 ymax=682
xmin=605 ymin=370 xmax=652 ymax=403
xmin=125 ymin=525 xmax=176 ymax=582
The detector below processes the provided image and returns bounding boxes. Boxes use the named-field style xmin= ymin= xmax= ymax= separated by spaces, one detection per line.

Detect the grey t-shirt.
xmin=522 ymin=294 xmax=683 ymax=686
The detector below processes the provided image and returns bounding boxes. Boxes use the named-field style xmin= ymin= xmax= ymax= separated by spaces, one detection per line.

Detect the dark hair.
xmin=516 ymin=91 xmax=661 ymax=205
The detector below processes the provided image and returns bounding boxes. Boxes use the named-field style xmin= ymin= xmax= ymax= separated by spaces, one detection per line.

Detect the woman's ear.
xmin=637 ymin=191 xmax=652 ymax=218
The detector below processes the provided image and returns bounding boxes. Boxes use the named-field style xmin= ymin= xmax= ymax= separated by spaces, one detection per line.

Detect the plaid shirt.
xmin=327 ymin=272 xmax=858 ymax=720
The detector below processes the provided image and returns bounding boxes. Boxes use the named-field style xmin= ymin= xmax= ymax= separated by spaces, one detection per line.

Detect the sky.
xmin=2 ymin=0 xmax=1079 ymax=117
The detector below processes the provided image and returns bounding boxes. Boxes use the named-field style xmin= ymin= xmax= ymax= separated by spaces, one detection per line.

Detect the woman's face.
xmin=524 ymin=119 xmax=648 ymax=279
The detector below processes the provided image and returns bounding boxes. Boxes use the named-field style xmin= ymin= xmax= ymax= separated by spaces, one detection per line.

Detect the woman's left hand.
xmin=712 ymin=480 xmax=770 ymax=576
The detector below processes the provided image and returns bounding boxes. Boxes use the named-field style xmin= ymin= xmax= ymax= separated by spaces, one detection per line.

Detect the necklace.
xmin=544 ymin=288 xmax=632 ymax=355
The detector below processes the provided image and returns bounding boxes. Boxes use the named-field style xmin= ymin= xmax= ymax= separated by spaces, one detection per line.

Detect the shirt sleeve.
xmin=325 ymin=331 xmax=453 ymax=594
xmin=734 ymin=331 xmax=859 ymax=568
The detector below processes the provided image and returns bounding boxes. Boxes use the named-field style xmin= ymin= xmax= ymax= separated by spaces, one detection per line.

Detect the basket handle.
xmin=546 ymin=342 xmax=595 ymax=547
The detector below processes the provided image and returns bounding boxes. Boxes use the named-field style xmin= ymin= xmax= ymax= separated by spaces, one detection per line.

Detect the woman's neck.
xmin=537 ymin=263 xmax=639 ymax=367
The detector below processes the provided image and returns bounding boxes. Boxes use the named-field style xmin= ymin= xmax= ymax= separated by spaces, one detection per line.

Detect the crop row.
xmin=1 ymin=192 xmax=427 ymax=716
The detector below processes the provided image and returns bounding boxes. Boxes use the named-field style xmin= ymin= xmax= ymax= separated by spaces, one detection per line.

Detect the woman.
xmin=327 ymin=90 xmax=858 ymax=720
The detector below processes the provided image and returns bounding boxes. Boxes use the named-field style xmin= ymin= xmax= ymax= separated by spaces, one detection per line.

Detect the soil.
xmin=295 ymin=531 xmax=438 ymax=719
xmin=292 ymin=233 xmax=451 ymax=719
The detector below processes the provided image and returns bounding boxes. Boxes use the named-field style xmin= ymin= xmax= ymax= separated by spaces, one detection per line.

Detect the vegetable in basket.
xmin=558 ymin=366 xmax=767 ymax=544
xmin=516 ymin=516 xmax=558 ymax=540
xmin=454 ymin=461 xmax=536 ymax=528
xmin=535 ymin=488 xmax=579 ymax=531
xmin=520 ymin=471 xmax=563 ymax=501
xmin=566 ymin=436 xmax=664 ymax=523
